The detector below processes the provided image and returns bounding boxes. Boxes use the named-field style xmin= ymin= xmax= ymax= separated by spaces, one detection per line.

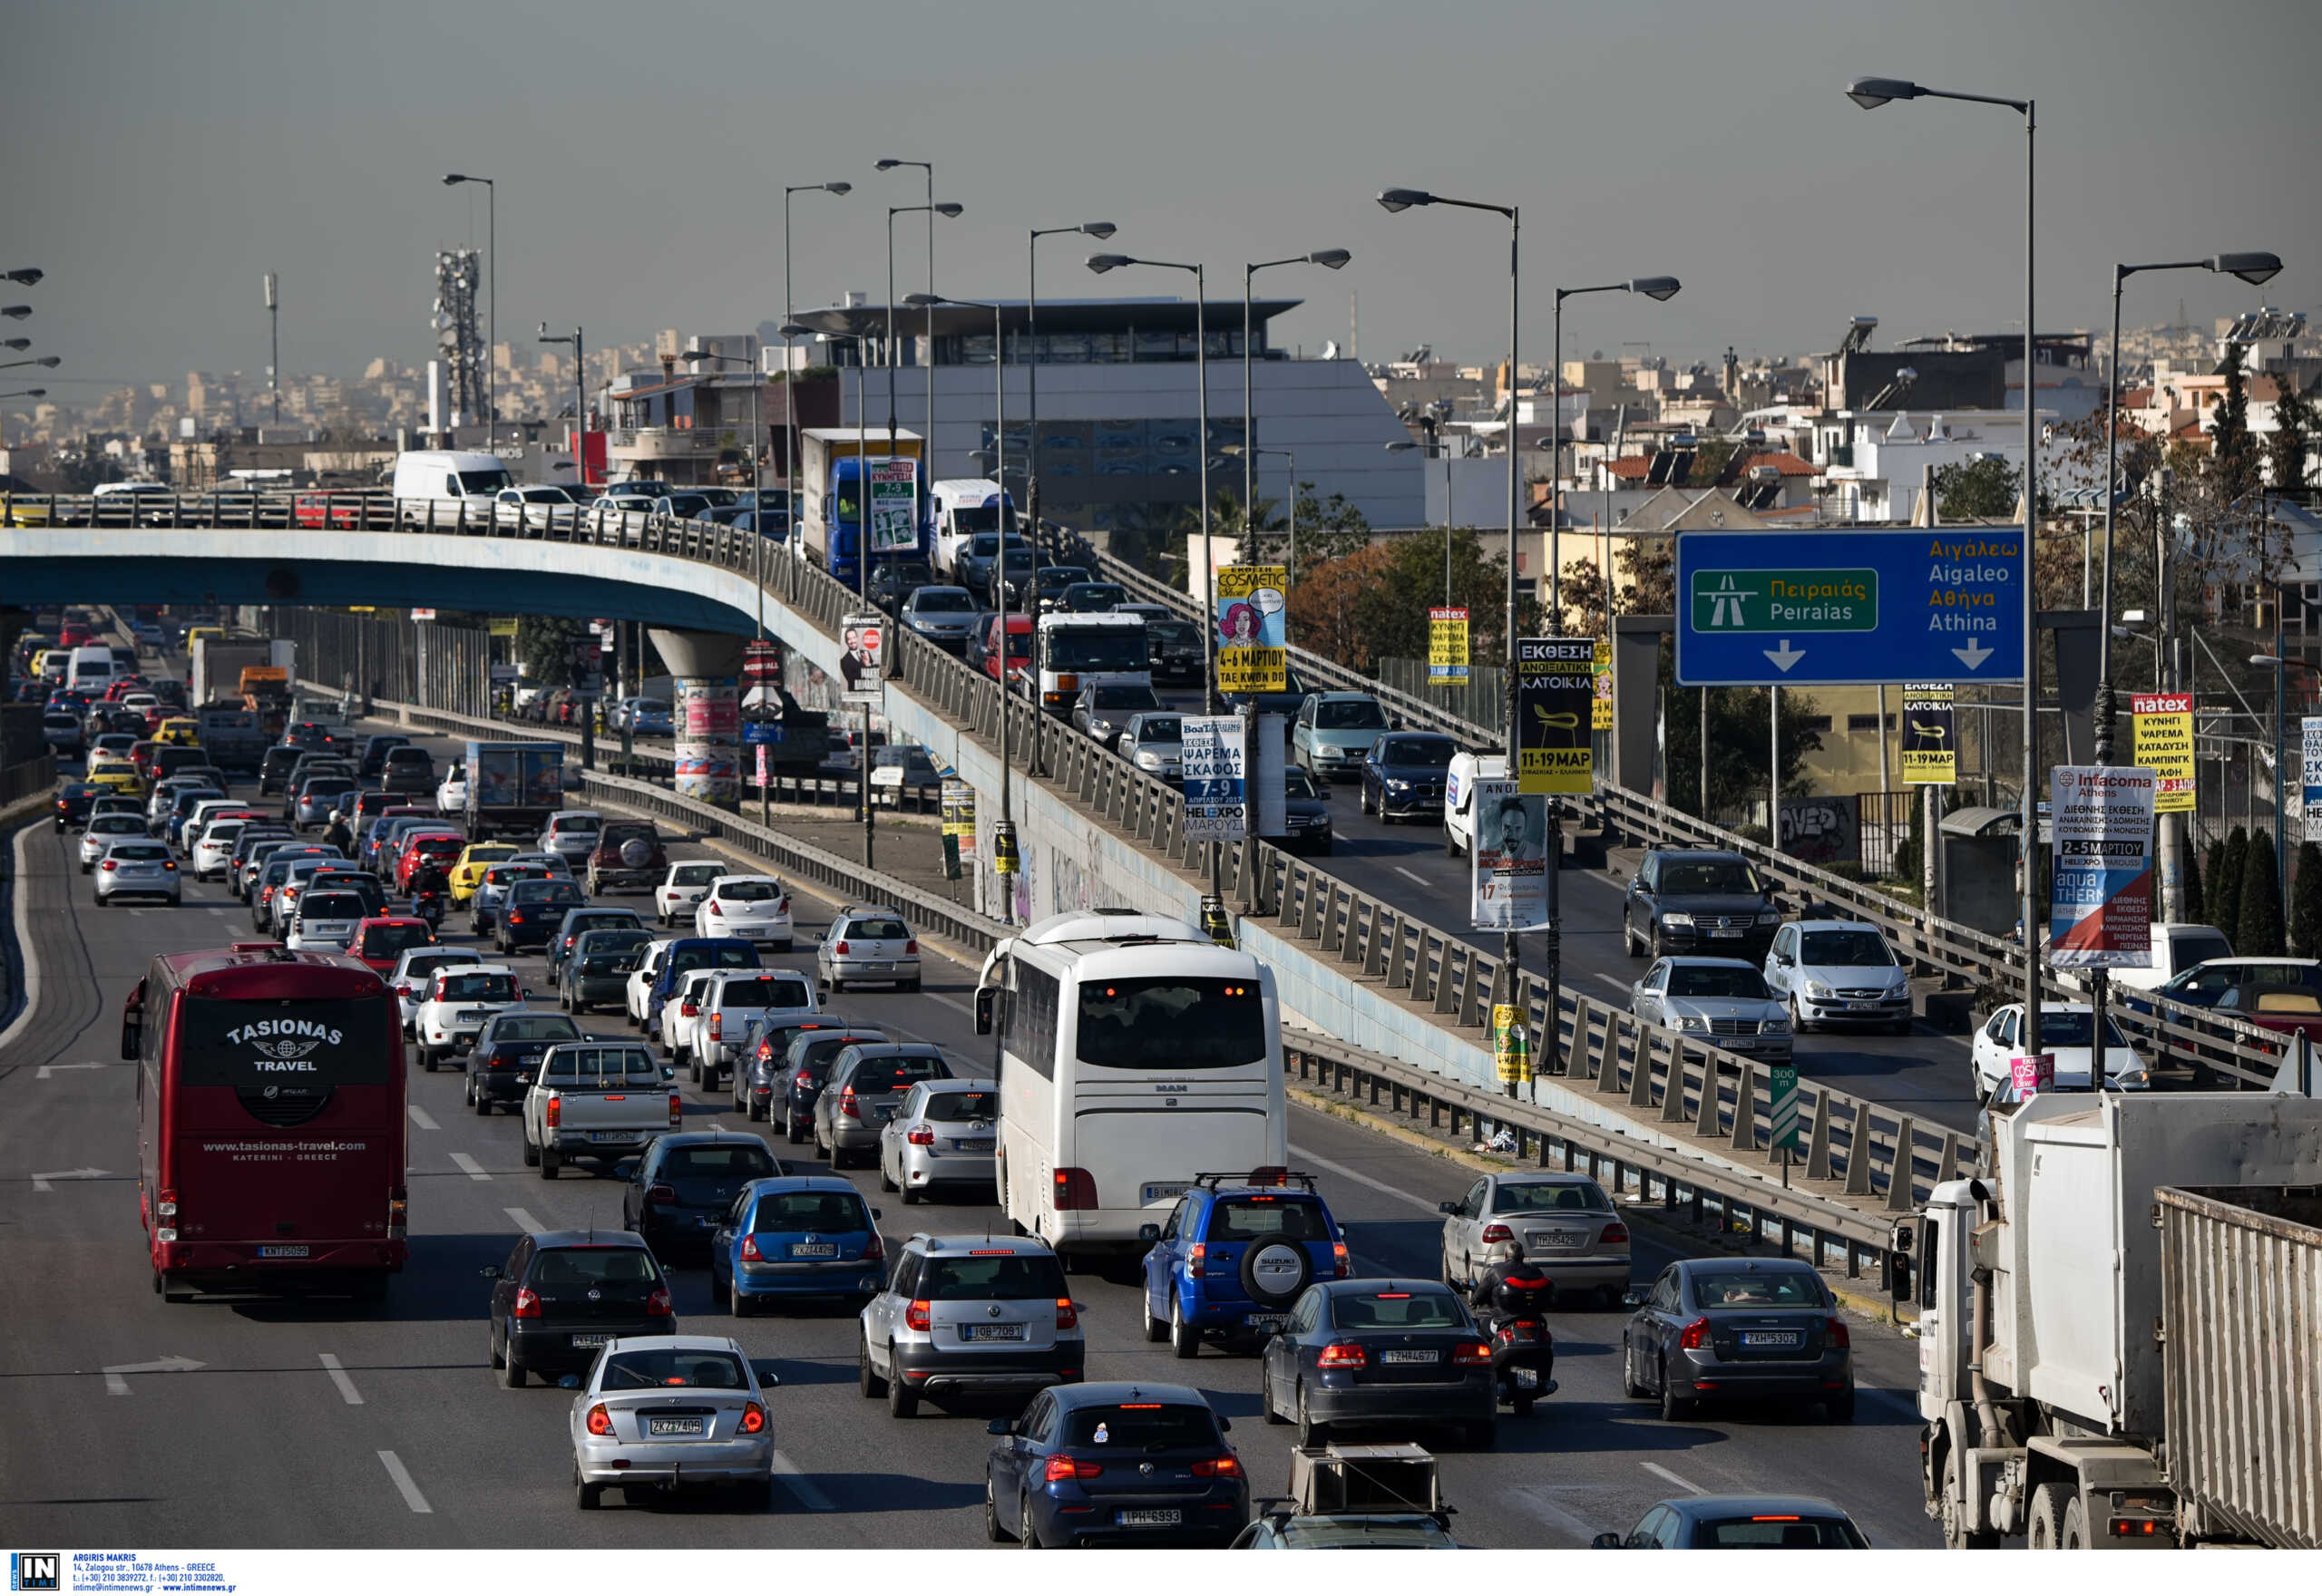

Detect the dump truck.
xmin=462 ymin=740 xmax=565 ymax=842
xmin=1902 ymin=1090 xmax=2322 ymax=1549
xmin=794 ymin=426 xmax=926 ymax=589
xmin=189 ymin=636 xmax=277 ymax=709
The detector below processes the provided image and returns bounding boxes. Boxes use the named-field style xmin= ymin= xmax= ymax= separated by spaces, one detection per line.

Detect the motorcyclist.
xmin=1468 ymin=1238 xmax=1555 ymax=1317
xmin=322 ymin=806 xmax=355 ymax=858
xmin=407 ymin=861 xmax=450 ymax=927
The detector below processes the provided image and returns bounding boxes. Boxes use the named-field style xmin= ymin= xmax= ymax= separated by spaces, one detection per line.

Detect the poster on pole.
xmin=1592 ymin=637 xmax=1614 ymax=731
xmin=2047 ymin=764 xmax=2158 ymax=968
xmin=839 ymin=612 xmax=885 ymax=704
xmin=2132 ymin=693 xmax=2195 ymax=814
xmin=1181 ymin=715 xmax=1248 ymax=842
xmin=1516 ymin=637 xmax=1595 ymax=793
xmin=941 ymin=779 xmax=978 ymax=859
xmin=2303 ymin=717 xmax=2322 ymax=844
xmin=1215 ymin=566 xmax=1288 ymax=694
xmin=1900 ymin=682 xmax=1956 ymax=784
xmin=1469 ymin=780 xmax=1550 ymax=931
xmin=867 ymin=458 xmax=920 ymax=554
xmin=1492 ymin=1003 xmax=1533 ymax=1086
xmin=1429 ymin=607 xmax=1470 ymax=684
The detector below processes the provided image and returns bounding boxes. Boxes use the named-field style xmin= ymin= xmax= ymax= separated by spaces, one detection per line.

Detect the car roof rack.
xmin=1193 ymin=1169 xmax=1318 ymax=1192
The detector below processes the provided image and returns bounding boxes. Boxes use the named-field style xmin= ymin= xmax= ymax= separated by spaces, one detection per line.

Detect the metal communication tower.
xmin=433 ymin=248 xmax=484 ymax=426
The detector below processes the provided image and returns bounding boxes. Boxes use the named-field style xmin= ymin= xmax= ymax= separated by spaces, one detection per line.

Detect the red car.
xmin=395 ymin=829 xmax=467 ymax=893
xmin=58 ymin=623 xmax=93 ymax=648
xmin=294 ymin=491 xmax=378 ymax=530
xmin=347 ymin=915 xmax=437 ymax=972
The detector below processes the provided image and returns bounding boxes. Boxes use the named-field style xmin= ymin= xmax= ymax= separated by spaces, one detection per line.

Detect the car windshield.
xmin=719 ymin=881 xmax=783 ymax=902
xmin=1148 ymin=619 xmax=1201 ymax=647
xmin=2035 ymin=1011 xmax=2130 ymax=1049
xmin=1690 ymin=1515 xmax=1867 ymax=1549
xmin=1046 ymin=628 xmax=1147 ymax=672
xmin=1666 ymin=966 xmax=1771 ymax=1000
xmin=1134 ymin=716 xmax=1183 ymax=743
xmin=715 ymin=976 xmax=811 ymax=1008
xmin=1283 ymin=769 xmax=1322 ymax=801
xmin=672 ymin=864 xmax=725 ymax=885
xmin=528 ymin=1246 xmax=657 ymax=1286
xmin=1315 ymin=699 xmax=1389 ymax=731
xmin=1799 ymin=931 xmax=1897 ymax=966
xmin=300 ymin=893 xmax=366 ymax=919
xmin=1077 ymin=977 xmax=1266 ymax=1070
xmin=599 ymin=1346 xmax=748 ymax=1390
xmin=1212 ymin=1198 xmax=1331 ymax=1241
xmin=1493 ymin=1180 xmax=1611 ymax=1213
xmin=485 ymin=1014 xmax=579 ymax=1042
xmin=1691 ymin=1269 xmax=1826 ymax=1308
xmin=847 ymin=1055 xmax=948 ymax=1095
xmin=439 ymin=971 xmax=519 ymax=1002
xmin=1331 ymin=1289 xmax=1465 ymax=1330
xmin=1660 ymin=858 xmax=1762 ymax=895
xmin=1091 ymin=686 xmax=1159 ymax=710
xmin=1061 ymin=1404 xmax=1219 ymax=1448
xmin=923 ymin=1089 xmax=999 ymax=1122
xmin=1380 ymin=735 xmax=1456 ymax=768
xmin=752 ymin=1190 xmax=870 ymax=1231
xmin=846 ymin=917 xmax=910 ymax=941
xmin=919 ymin=1252 xmax=1068 ymax=1301
xmin=660 ymin=1143 xmax=777 ymax=1179
xmin=913 ymin=589 xmax=976 ymax=613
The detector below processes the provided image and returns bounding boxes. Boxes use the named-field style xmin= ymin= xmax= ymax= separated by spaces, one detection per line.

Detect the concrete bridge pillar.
xmin=649 ymin=628 xmax=746 ymax=806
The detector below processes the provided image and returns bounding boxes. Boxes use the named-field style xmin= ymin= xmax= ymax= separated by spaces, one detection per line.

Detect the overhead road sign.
xmin=1675 ymin=528 xmax=2024 ymax=687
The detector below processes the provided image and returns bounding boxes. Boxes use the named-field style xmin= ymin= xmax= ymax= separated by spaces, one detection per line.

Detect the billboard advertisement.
xmin=1516 ymin=637 xmax=1595 ymax=794
xmin=2132 ymin=693 xmax=2195 ymax=814
xmin=1215 ymin=566 xmax=1288 ymax=694
xmin=1469 ymin=780 xmax=1550 ymax=931
xmin=1900 ymin=682 xmax=1956 ymax=784
xmin=867 ymin=458 xmax=919 ymax=554
xmin=1429 ymin=607 xmax=1469 ymax=684
xmin=1182 ymin=715 xmax=1247 ymax=843
xmin=2047 ymin=764 xmax=2157 ymax=969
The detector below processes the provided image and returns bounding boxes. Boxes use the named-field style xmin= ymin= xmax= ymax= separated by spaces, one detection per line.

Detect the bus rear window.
xmin=175 ymin=995 xmax=393 ymax=1119
xmin=1077 ymin=977 xmax=1266 ymax=1069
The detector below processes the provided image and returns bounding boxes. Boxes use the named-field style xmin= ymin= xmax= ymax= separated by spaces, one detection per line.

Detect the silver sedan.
xmin=570 ymin=1335 xmax=776 ymax=1510
xmin=1628 ymin=956 xmax=1793 ymax=1062
xmin=877 ymin=1078 xmax=1000 ymax=1204
xmin=1437 ymin=1171 xmax=1632 ymax=1304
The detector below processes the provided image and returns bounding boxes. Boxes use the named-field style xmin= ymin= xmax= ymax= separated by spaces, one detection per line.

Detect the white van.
xmin=1442 ymin=750 xmax=1509 ymax=856
xmin=930 ymin=478 xmax=1013 ymax=579
xmin=65 ymin=645 xmax=122 ymax=692
xmin=391 ymin=451 xmax=515 ymax=528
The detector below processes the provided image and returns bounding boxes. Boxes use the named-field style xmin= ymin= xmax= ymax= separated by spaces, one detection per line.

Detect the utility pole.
xmin=264 ymin=274 xmax=280 ymax=423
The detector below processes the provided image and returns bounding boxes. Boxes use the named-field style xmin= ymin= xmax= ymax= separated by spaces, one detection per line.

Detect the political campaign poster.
xmin=2047 ymin=764 xmax=2157 ymax=969
xmin=2132 ymin=693 xmax=2195 ymax=814
xmin=1215 ymin=566 xmax=1288 ymax=694
xmin=1516 ymin=637 xmax=1595 ymax=794
xmin=1592 ymin=637 xmax=1614 ymax=732
xmin=1900 ymin=682 xmax=1956 ymax=784
xmin=839 ymin=612 xmax=885 ymax=704
xmin=1469 ymin=780 xmax=1550 ymax=931
xmin=867 ymin=458 xmax=920 ymax=554
xmin=1181 ymin=715 xmax=1248 ymax=842
xmin=1429 ymin=607 xmax=1470 ymax=684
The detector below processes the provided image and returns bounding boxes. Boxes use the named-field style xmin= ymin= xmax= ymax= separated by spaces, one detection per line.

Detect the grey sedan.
xmin=1117 ymin=712 xmax=1185 ymax=784
xmin=1628 ymin=957 xmax=1792 ymax=1062
xmin=1436 ymin=1173 xmax=1630 ymax=1304
xmin=876 ymin=1078 xmax=999 ymax=1203
xmin=814 ymin=1043 xmax=953 ymax=1168
xmin=1621 ymin=1257 xmax=1853 ymax=1422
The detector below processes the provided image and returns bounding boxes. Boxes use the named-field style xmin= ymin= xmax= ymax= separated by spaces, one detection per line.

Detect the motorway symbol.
xmin=102 ymin=1354 xmax=205 ymax=1396
xmin=30 ymin=1166 xmax=107 ymax=1192
xmin=1676 ymin=528 xmax=2024 ymax=687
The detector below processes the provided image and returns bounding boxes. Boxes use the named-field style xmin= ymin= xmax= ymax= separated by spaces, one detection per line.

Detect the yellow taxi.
xmin=155 ymin=716 xmax=201 ymax=747
xmin=85 ymin=763 xmax=146 ymax=800
xmin=448 ymin=841 xmax=520 ymax=906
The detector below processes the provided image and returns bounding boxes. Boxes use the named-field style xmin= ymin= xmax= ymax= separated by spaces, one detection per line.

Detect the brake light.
xmin=545 ymin=1095 xmax=561 ymax=1129
xmin=740 ymin=1234 xmax=763 ymax=1262
xmin=680 ymin=999 xmax=698 ymax=1017
xmin=1055 ymin=1297 xmax=1078 ymax=1331
xmin=2110 ymin=1518 xmax=2164 ymax=1538
xmin=101 ymin=860 xmax=117 ymax=871
xmin=1053 ymin=1167 xmax=1098 ymax=1211
xmin=1045 ymin=1454 xmax=1102 ymax=1483
xmin=793 ymin=1071 xmax=813 ymax=1087
xmin=1317 ymin=1343 xmax=1367 ymax=1369
xmin=709 ymin=1015 xmax=723 ymax=1040
xmin=834 ymin=940 xmax=851 ymax=957
xmin=1679 ymin=1317 xmax=1712 ymax=1350
xmin=396 ymin=984 xmax=412 ymax=998
xmin=776 ymin=898 xmax=790 ymax=915
xmin=645 ymin=1286 xmax=673 ymax=1318
xmin=903 ymin=939 xmax=917 ymax=956
xmin=1601 ymin=1222 xmax=1629 ymax=1245
xmin=1332 ymin=1241 xmax=1351 ymax=1278
xmin=647 ymin=1183 xmax=677 ymax=1205
xmin=586 ymin=1404 xmax=613 ymax=1435
xmin=739 ymin=1402 xmax=766 ymax=1435
xmin=905 ymin=1299 xmax=931 ymax=1332
xmin=1480 ymin=1222 xmax=1512 ymax=1244
xmin=668 ymin=1091 xmax=682 ymax=1127
xmin=1188 ymin=1242 xmax=1206 ymax=1279
xmin=907 ymin=1126 xmax=934 ymax=1145
xmin=840 ymin=1085 xmax=861 ymax=1120
xmin=1453 ymin=1340 xmax=1493 ymax=1367
xmin=1825 ymin=1317 xmax=1850 ymax=1349
xmin=863 ymin=1232 xmax=884 ymax=1262
xmin=1189 ymin=1455 xmax=1241 ymax=1478
xmin=512 ymin=1287 xmax=541 ymax=1319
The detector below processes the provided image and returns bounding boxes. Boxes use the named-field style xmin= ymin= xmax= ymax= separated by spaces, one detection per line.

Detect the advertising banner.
xmin=1429 ymin=607 xmax=1470 ymax=684
xmin=2304 ymin=717 xmax=2322 ymax=844
xmin=1182 ymin=715 xmax=1247 ymax=842
xmin=1592 ymin=637 xmax=1613 ymax=732
xmin=839 ymin=612 xmax=885 ymax=702
xmin=2132 ymin=692 xmax=2195 ymax=814
xmin=1900 ymin=682 xmax=1956 ymax=784
xmin=1215 ymin=566 xmax=1288 ymax=694
xmin=1469 ymin=780 xmax=1550 ymax=931
xmin=1492 ymin=1002 xmax=1533 ymax=1085
xmin=2047 ymin=764 xmax=2158 ymax=968
xmin=1516 ymin=637 xmax=1595 ymax=793
xmin=2010 ymin=1052 xmax=2056 ymax=1098
xmin=867 ymin=458 xmax=919 ymax=554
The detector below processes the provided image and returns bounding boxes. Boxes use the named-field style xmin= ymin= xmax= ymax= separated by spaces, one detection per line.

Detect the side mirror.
xmin=1887 ymin=1256 xmax=1914 ymax=1302
xmin=662 ymin=1066 xmax=676 ymax=1082
xmin=120 ymin=1012 xmax=142 ymax=1062
xmin=973 ymin=987 xmax=995 ymax=1036
xmin=1621 ymin=1289 xmax=1646 ymax=1309
xmin=1218 ymin=1416 xmax=1231 ymax=1432
xmin=1437 ymin=1200 xmax=1462 ymax=1216
xmin=987 ymin=1417 xmax=1013 ymax=1436
xmin=559 ymin=1375 xmax=581 ymax=1390
xmin=1589 ymin=1533 xmax=1624 ymax=1551
xmin=872 ymin=1208 xmax=883 ymax=1221
xmin=1138 ymin=1223 xmax=1161 ymax=1242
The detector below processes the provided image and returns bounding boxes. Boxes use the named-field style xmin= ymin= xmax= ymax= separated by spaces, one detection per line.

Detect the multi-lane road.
xmin=0 ymin=722 xmax=1939 ymax=1548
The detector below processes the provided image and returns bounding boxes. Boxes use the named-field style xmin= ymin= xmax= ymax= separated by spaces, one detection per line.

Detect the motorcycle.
xmin=408 ymin=868 xmax=449 ymax=930
xmin=1480 ymin=1274 xmax=1558 ymax=1416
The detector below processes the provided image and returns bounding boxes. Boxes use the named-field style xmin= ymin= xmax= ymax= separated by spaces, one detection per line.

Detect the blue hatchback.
xmin=984 ymin=1381 xmax=1247 ymax=1548
xmin=707 ymin=1175 xmax=884 ymax=1315
xmin=1139 ymin=1173 xmax=1347 ymax=1357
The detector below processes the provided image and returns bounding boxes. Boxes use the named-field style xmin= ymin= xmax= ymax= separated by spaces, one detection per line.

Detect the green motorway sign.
xmin=1689 ymin=568 xmax=1878 ymax=634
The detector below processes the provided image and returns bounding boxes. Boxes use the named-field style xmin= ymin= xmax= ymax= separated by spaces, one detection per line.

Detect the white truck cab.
xmin=931 ymin=478 xmax=1013 ymax=579
xmin=392 ymin=451 xmax=514 ymax=525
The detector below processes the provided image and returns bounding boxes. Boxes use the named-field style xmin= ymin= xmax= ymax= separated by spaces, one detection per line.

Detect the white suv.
xmin=413 ymin=964 xmax=525 ymax=1069
xmin=692 ymin=875 xmax=793 ymax=949
xmin=656 ymin=861 xmax=727 ymax=927
xmin=391 ymin=946 xmax=486 ymax=1036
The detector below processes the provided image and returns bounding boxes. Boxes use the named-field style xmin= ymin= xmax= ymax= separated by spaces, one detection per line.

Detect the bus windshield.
xmin=1077 ymin=976 xmax=1266 ymax=1070
xmin=1046 ymin=628 xmax=1148 ymax=673
xmin=176 ymin=994 xmax=392 ymax=1124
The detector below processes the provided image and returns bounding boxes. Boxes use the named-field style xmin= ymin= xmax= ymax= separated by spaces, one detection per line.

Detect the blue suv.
xmin=1137 ymin=1173 xmax=1347 ymax=1358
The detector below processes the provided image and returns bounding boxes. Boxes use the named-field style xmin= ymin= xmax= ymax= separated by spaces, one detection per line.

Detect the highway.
xmin=0 ymin=741 xmax=1940 ymax=1550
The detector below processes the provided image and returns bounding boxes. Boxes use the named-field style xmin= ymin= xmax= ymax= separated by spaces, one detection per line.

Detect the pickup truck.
xmin=521 ymin=1041 xmax=679 ymax=1180
xmin=678 ymin=968 xmax=818 ymax=1092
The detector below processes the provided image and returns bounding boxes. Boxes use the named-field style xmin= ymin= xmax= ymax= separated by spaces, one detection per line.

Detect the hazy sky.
xmin=8 ymin=0 xmax=2317 ymax=394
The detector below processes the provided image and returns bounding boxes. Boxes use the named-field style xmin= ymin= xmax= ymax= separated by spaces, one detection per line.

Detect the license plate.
xmin=873 ymin=1105 xmax=896 ymax=1123
xmin=517 ymin=1054 xmax=541 ymax=1066
xmin=789 ymin=1242 xmax=838 ymax=1259
xmin=258 ymin=1244 xmax=309 ymax=1259
xmin=459 ymin=1008 xmax=491 ymax=1021
xmin=855 ymin=960 xmax=891 ymax=972
xmin=1244 ymin=1313 xmax=1290 ymax=1332
xmin=647 ymin=1416 xmax=705 ymax=1436
xmin=962 ymin=1322 xmax=1026 ymax=1341
xmin=1709 ymin=925 xmax=1744 ymax=938
xmin=1117 ymin=1508 xmax=1181 ymax=1527
xmin=1741 ymin=1330 xmax=1802 ymax=1348
xmin=952 ymin=1139 xmax=995 ymax=1153
xmin=571 ymin=1334 xmax=609 ymax=1349
xmin=1529 ymin=1231 xmax=1587 ymax=1251
xmin=1142 ymin=1182 xmax=1189 ymax=1203
xmin=1849 ymin=1001 xmax=1884 ymax=1012
xmin=1381 ymin=1348 xmax=1439 ymax=1365
xmin=1514 ymin=1367 xmax=1540 ymax=1388
xmin=588 ymin=1131 xmax=635 ymax=1143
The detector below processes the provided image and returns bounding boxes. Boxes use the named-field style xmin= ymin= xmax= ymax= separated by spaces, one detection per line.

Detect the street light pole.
xmin=1243 ymin=251 xmax=1351 ymax=553
xmin=878 ymin=161 xmax=937 ymax=477
xmin=885 ymin=201 xmax=962 ymax=580
xmin=784 ymin=181 xmax=852 ymax=584
xmin=1224 ymin=444 xmax=1297 ymax=579
xmin=1025 ymin=224 xmax=1119 ymax=630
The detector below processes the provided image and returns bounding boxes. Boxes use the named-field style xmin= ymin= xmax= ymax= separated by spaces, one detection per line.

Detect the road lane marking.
xmin=377 ymin=1450 xmax=433 ymax=1513
xmin=1641 ymin=1461 xmax=1705 ymax=1495
xmin=30 ymin=1166 xmax=107 ymax=1192
xmin=319 ymin=1352 xmax=364 ymax=1406
xmin=504 ymin=1206 xmax=545 ymax=1234
xmin=102 ymin=1355 xmax=204 ymax=1396
xmin=1394 ymin=867 xmax=1431 ymax=888
xmin=771 ymin=1450 xmax=835 ymax=1512
xmin=1286 ymin=1144 xmax=1441 ymax=1216
xmin=35 ymin=1063 xmax=107 ymax=1080
xmin=1593 ymin=973 xmax=1634 ymax=997
xmin=407 ymin=1105 xmax=441 ymax=1132
xmin=451 ymin=1152 xmax=490 ymax=1182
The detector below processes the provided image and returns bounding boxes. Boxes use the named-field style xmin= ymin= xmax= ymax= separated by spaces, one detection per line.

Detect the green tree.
xmin=2291 ymin=842 xmax=2322 ymax=957
xmin=2204 ymin=836 xmax=2229 ymax=933
xmin=2180 ymin=836 xmax=2205 ymax=929
xmin=2211 ymin=355 xmax=2259 ymax=502
xmin=1931 ymin=454 xmax=2022 ymax=521
xmin=1661 ymin=670 xmax=1825 ymax=817
xmin=2214 ymin=825 xmax=2250 ymax=943
xmin=515 ymin=615 xmax=589 ymax=691
xmin=2272 ymin=378 xmax=2314 ymax=498
xmin=2239 ymin=830 xmax=2286 ymax=956
xmin=1287 ymin=526 xmax=1529 ymax=673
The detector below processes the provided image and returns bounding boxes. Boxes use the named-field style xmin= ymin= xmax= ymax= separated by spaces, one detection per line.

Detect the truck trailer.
xmin=462 ymin=740 xmax=565 ymax=842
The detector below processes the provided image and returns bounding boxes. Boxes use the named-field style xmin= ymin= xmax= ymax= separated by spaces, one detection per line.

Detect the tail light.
xmin=668 ymin=1092 xmax=682 ymax=1127
xmin=512 ymin=1287 xmax=541 ymax=1319
xmin=1332 ymin=1241 xmax=1351 ymax=1278
xmin=101 ymin=860 xmax=117 ymax=871
xmin=680 ymin=999 xmax=698 ymax=1017
xmin=776 ymin=897 xmax=790 ymax=915
xmin=1679 ymin=1317 xmax=1712 ymax=1350
xmin=1189 ymin=1455 xmax=1241 ymax=1478
xmin=387 ymin=1188 xmax=408 ymax=1240
xmin=863 ymin=1232 xmax=884 ymax=1262
xmin=1188 ymin=1242 xmax=1207 ymax=1279
xmin=904 ymin=939 xmax=918 ymax=956
xmin=904 ymin=1299 xmax=932 ymax=1332
xmin=396 ymin=984 xmax=412 ymax=998
xmin=1317 ymin=1343 xmax=1367 ymax=1370
xmin=1053 ymin=1167 xmax=1098 ymax=1211
xmin=1453 ymin=1340 xmax=1493 ymax=1367
xmin=155 ymin=1187 xmax=178 ymax=1242
xmin=907 ymin=1126 xmax=934 ymax=1145
xmin=709 ymin=1015 xmax=723 ymax=1041
xmin=645 ymin=1286 xmax=673 ymax=1318
xmin=1055 ymin=1297 xmax=1078 ymax=1331
xmin=739 ymin=1402 xmax=766 ymax=1435
xmin=545 ymin=1095 xmax=561 ymax=1129
xmin=1825 ymin=1318 xmax=1851 ymax=1349
xmin=793 ymin=1070 xmax=813 ymax=1087
xmin=1601 ymin=1222 xmax=1630 ymax=1246
xmin=740 ymin=1234 xmax=763 ymax=1262
xmin=1045 ymin=1454 xmax=1102 ymax=1483
xmin=840 ymin=1086 xmax=861 ymax=1120
xmin=647 ymin=1183 xmax=677 ymax=1205
xmin=586 ymin=1404 xmax=613 ymax=1435
xmin=708 ymin=900 xmax=723 ymax=916
xmin=1480 ymin=1222 xmax=1512 ymax=1244
xmin=834 ymin=941 xmax=851 ymax=956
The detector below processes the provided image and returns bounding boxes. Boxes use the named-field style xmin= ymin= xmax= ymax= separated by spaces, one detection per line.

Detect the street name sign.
xmin=1675 ymin=528 xmax=2024 ymax=686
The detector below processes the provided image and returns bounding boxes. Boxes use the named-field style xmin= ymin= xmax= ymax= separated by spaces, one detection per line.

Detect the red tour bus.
xmin=124 ymin=943 xmax=408 ymax=1301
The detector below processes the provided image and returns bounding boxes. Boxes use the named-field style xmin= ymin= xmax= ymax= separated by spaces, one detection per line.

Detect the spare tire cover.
xmin=620 ymin=838 xmax=653 ymax=869
xmin=1242 ymin=1239 xmax=1313 ymax=1308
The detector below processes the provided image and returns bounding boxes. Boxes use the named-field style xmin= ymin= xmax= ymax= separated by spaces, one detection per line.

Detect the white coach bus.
xmin=974 ymin=910 xmax=1285 ymax=1256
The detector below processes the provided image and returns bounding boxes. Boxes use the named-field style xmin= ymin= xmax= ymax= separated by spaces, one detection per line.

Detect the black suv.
xmin=1622 ymin=849 xmax=1781 ymax=960
xmin=778 ymin=1027 xmax=887 ymax=1144
xmin=482 ymin=1229 xmax=675 ymax=1387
